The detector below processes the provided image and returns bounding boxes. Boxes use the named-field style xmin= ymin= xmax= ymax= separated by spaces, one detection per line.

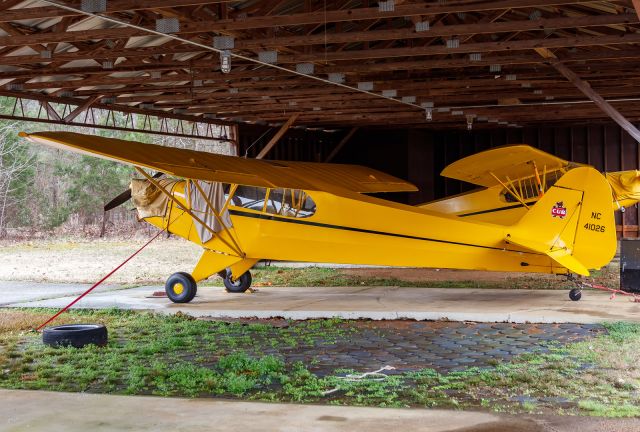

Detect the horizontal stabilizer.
xmin=507 ymin=235 xmax=590 ymax=276
xmin=546 ymin=249 xmax=590 ymax=277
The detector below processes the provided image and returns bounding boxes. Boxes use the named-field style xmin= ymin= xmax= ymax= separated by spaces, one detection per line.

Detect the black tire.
xmin=224 ymin=270 xmax=252 ymax=293
xmin=165 ymin=272 xmax=197 ymax=303
xmin=43 ymin=324 xmax=108 ymax=348
xmin=569 ymin=288 xmax=582 ymax=301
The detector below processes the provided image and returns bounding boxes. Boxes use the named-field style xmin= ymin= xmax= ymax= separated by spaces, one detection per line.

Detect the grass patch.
xmin=0 ymin=309 xmax=638 ymax=417
xmin=578 ymin=400 xmax=640 ymax=417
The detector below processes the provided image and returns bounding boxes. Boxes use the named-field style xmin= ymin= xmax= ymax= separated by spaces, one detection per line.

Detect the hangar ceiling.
xmin=0 ymin=0 xmax=639 ymax=130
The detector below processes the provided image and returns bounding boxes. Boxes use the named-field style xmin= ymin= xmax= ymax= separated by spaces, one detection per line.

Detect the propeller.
xmin=104 ymin=172 xmax=164 ymax=211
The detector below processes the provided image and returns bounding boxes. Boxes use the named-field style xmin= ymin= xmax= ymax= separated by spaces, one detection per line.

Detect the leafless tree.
xmin=0 ymin=122 xmax=34 ymax=237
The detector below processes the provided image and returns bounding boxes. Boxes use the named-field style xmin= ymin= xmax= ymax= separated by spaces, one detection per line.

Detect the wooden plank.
xmin=255 ymin=113 xmax=299 ymax=159
xmin=325 ymin=127 xmax=359 ymax=162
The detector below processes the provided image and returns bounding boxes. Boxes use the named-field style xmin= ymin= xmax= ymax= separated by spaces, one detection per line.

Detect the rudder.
xmin=507 ymin=166 xmax=616 ymax=275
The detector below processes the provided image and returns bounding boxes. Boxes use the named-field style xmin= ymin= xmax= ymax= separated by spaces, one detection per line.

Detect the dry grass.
xmin=0 ymin=310 xmax=84 ymax=333
xmin=0 ymin=237 xmax=201 ymax=284
xmin=0 ymin=238 xmax=620 ymax=289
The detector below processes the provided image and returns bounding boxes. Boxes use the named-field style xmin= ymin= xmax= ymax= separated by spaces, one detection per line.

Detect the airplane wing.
xmin=441 ymin=145 xmax=570 ymax=187
xmin=20 ymin=131 xmax=417 ymax=194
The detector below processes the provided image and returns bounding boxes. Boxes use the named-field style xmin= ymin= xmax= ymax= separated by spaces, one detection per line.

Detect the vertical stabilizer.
xmin=506 ymin=167 xmax=616 ymax=275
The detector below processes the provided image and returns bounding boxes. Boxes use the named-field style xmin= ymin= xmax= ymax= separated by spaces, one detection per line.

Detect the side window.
xmin=232 ymin=185 xmax=268 ymax=211
xmin=228 ymin=185 xmax=316 ymax=218
xmin=266 ymin=188 xmax=316 ymax=218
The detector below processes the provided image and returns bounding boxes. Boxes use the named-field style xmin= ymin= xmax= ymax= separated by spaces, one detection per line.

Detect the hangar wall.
xmin=239 ymin=122 xmax=640 ymax=237
xmin=238 ymin=124 xmax=337 ymax=161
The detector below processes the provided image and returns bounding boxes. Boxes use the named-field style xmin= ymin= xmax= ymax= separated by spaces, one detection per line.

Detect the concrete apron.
xmin=3 ymin=389 xmax=640 ymax=432
xmin=4 ymin=283 xmax=640 ymax=324
xmin=0 ymin=389 xmax=546 ymax=432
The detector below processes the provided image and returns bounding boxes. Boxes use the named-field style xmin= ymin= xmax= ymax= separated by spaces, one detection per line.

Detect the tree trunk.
xmin=100 ymin=209 xmax=107 ymax=238
xmin=0 ymin=184 xmax=9 ymax=239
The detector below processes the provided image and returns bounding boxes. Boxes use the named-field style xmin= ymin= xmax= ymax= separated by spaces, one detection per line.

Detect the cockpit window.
xmin=233 ymin=185 xmax=267 ymax=208
xmin=228 ymin=185 xmax=316 ymax=218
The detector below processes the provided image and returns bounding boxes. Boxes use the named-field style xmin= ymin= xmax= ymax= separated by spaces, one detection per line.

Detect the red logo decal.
xmin=551 ymin=201 xmax=567 ymax=218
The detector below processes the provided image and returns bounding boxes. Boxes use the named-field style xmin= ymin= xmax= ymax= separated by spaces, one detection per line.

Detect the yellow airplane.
xmin=20 ymin=131 xmax=640 ymax=303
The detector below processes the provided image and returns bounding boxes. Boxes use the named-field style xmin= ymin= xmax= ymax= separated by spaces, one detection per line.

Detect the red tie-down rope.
xmin=35 ymin=229 xmax=164 ymax=331
xmin=582 ymin=281 xmax=640 ymax=302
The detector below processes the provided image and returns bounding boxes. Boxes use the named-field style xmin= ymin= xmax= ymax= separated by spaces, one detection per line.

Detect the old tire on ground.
xmin=165 ymin=272 xmax=197 ymax=303
xmin=42 ymin=324 xmax=108 ymax=348
xmin=224 ymin=271 xmax=252 ymax=293
xmin=569 ymin=288 xmax=582 ymax=301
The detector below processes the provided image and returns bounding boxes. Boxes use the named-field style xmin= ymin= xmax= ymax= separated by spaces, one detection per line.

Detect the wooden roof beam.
xmin=0 ymin=0 xmax=235 ymax=22
xmin=235 ymin=13 xmax=638 ymax=50
xmin=274 ymin=33 xmax=640 ymax=63
xmin=4 ymin=47 xmax=640 ymax=79
xmin=536 ymin=47 xmax=640 ymax=143
xmin=0 ymin=0 xmax=587 ymax=26
xmin=255 ymin=113 xmax=299 ymax=159
xmin=1 ymin=11 xmax=633 ymax=48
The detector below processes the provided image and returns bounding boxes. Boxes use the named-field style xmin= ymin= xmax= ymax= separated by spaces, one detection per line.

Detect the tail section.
xmin=506 ymin=167 xmax=616 ymax=276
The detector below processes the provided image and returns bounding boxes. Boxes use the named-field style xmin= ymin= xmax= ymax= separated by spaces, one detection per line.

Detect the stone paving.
xmin=241 ymin=321 xmax=605 ymax=375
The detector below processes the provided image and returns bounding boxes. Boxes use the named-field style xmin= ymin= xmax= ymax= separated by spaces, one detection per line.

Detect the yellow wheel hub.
xmin=173 ymin=283 xmax=184 ymax=295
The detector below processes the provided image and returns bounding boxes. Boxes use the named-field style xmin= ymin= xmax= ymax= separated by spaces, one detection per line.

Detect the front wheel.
xmin=165 ymin=272 xmax=197 ymax=303
xmin=224 ymin=271 xmax=252 ymax=293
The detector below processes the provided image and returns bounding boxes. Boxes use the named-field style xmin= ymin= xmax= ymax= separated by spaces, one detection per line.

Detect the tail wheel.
xmin=165 ymin=272 xmax=197 ymax=303
xmin=569 ymin=288 xmax=582 ymax=301
xmin=224 ymin=270 xmax=252 ymax=293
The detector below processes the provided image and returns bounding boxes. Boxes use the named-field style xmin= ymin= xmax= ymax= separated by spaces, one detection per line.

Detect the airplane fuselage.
xmin=143 ymin=180 xmax=568 ymax=281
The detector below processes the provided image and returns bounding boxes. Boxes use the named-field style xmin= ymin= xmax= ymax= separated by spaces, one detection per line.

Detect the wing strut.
xmin=135 ymin=167 xmax=244 ymax=257
xmin=189 ymin=180 xmax=244 ymax=257
xmin=489 ymin=172 xmax=530 ymax=209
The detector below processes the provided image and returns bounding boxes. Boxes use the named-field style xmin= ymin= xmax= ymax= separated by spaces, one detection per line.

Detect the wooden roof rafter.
xmin=0 ymin=0 xmax=639 ymax=129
